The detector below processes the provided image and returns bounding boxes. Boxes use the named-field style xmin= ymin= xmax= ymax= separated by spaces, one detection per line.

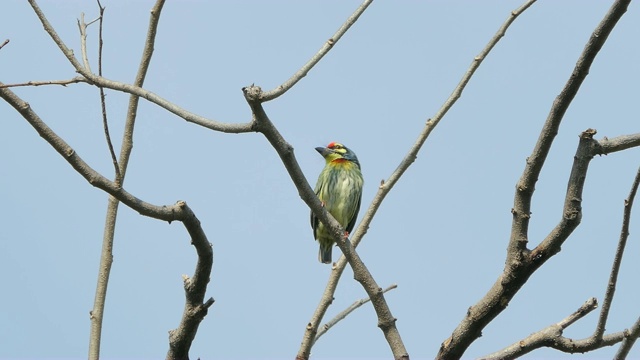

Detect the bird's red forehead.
xmin=327 ymin=142 xmax=337 ymax=148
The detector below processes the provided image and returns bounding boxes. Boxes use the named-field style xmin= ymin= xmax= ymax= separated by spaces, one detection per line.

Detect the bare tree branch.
xmin=481 ymin=162 xmax=640 ymax=360
xmin=599 ymin=133 xmax=640 ymax=154
xmin=0 ymin=38 xmax=9 ymax=50
xmin=88 ymin=1 xmax=168 ymax=359
xmin=167 ymin=228 xmax=215 ymax=360
xmin=259 ymin=0 xmax=373 ymax=102
xmin=0 ymin=84 xmax=168 ymax=220
xmin=452 ymin=134 xmax=640 ymax=360
xmin=77 ymin=12 xmax=93 ymax=72
xmin=0 ymin=77 xmax=88 ymax=88
xmin=437 ymin=1 xmax=632 ymax=358
xmin=1 ymin=80 xmax=214 ymax=360
xmin=484 ymin=309 xmax=631 ymax=359
xmin=88 ymin=5 xmax=118 ymax=359
xmin=93 ymin=1 xmax=122 ymax=186
xmin=296 ymin=0 xmax=537 ymax=358
xmin=28 ymin=0 xmax=251 ymax=134
xmin=314 ymin=284 xmax=397 ymax=344
xmin=595 ymin=165 xmax=640 ymax=340
xmin=243 ymin=86 xmax=408 ymax=360
xmin=480 ymin=298 xmax=599 ymax=359
xmin=616 ymin=316 xmax=640 ymax=359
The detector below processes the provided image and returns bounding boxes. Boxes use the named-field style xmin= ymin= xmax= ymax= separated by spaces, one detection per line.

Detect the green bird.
xmin=311 ymin=142 xmax=364 ymax=264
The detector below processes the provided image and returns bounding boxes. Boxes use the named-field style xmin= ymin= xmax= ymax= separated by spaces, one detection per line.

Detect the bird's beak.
xmin=315 ymin=146 xmax=334 ymax=158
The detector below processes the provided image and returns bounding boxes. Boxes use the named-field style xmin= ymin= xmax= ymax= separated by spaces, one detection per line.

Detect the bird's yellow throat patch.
xmin=330 ymin=158 xmax=355 ymax=169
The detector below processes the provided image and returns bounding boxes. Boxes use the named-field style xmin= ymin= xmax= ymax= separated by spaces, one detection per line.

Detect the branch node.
xmin=378 ymin=317 xmax=397 ymax=331
xmin=581 ymin=128 xmax=597 ymax=139
xmin=242 ymin=84 xmax=262 ymax=102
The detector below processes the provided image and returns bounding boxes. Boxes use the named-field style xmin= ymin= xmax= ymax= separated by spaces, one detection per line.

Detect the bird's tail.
xmin=318 ymin=242 xmax=332 ymax=264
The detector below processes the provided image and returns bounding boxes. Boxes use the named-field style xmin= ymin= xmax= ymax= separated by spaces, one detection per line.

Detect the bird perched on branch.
xmin=311 ymin=142 xmax=364 ymax=264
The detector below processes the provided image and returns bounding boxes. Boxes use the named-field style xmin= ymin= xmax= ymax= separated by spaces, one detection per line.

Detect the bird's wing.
xmin=345 ymin=190 xmax=362 ymax=234
xmin=310 ymin=188 xmax=321 ymax=238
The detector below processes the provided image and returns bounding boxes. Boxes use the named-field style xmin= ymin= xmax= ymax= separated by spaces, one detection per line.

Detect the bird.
xmin=311 ymin=142 xmax=364 ymax=264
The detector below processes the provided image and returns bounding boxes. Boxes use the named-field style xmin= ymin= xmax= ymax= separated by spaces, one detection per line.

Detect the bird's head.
xmin=315 ymin=142 xmax=361 ymax=169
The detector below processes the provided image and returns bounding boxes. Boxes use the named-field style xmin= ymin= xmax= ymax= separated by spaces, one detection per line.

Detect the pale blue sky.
xmin=1 ymin=1 xmax=639 ymax=359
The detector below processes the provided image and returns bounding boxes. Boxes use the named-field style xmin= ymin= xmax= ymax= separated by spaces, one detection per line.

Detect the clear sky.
xmin=1 ymin=1 xmax=639 ymax=359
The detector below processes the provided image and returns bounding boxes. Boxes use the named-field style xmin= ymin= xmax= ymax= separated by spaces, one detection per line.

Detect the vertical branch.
xmin=88 ymin=1 xmax=166 ymax=359
xmin=94 ymin=1 xmax=122 ymax=186
xmin=77 ymin=13 xmax=92 ymax=72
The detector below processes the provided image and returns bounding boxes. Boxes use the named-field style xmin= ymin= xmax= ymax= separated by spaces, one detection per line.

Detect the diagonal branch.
xmin=297 ymin=0 xmax=537 ymax=358
xmin=243 ymin=86 xmax=408 ymax=360
xmin=483 ymin=296 xmax=638 ymax=359
xmin=314 ymin=284 xmax=397 ymax=344
xmin=259 ymin=0 xmax=373 ymax=102
xmin=0 ymin=77 xmax=87 ymax=88
xmin=1 ymin=83 xmax=175 ymax=220
xmin=479 ymin=297 xmax=599 ymax=359
xmin=438 ymin=1 xmax=632 ymax=358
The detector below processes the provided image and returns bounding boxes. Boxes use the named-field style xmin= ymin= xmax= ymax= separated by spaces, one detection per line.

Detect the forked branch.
xmin=482 ymin=163 xmax=640 ymax=358
xmin=437 ymin=1 xmax=632 ymax=358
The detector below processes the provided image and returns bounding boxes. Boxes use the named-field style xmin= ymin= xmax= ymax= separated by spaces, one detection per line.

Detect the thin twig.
xmin=438 ymin=1 xmax=632 ymax=358
xmin=259 ymin=0 xmax=372 ymax=102
xmin=481 ymin=293 xmax=640 ymax=359
xmin=479 ymin=298 xmax=599 ymax=359
xmin=595 ymin=165 xmax=640 ymax=339
xmin=94 ymin=1 xmax=121 ymax=186
xmin=0 ymin=77 xmax=87 ymax=88
xmin=314 ymin=284 xmax=397 ymax=344
xmin=0 ymin=39 xmax=10 ymax=50
xmin=77 ymin=13 xmax=92 ymax=72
